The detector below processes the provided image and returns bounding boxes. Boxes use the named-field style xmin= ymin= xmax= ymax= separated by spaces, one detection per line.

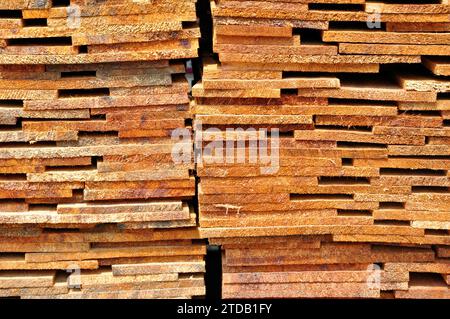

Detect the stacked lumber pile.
xmin=193 ymin=0 xmax=450 ymax=298
xmin=214 ymin=236 xmax=449 ymax=299
xmin=0 ymin=0 xmax=199 ymax=64
xmin=0 ymin=228 xmax=206 ymax=299
xmin=0 ymin=1 xmax=205 ymax=299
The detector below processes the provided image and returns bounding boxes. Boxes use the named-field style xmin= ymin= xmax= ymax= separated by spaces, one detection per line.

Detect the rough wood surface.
xmin=0 ymin=0 xmax=205 ymax=299
xmin=0 ymin=0 xmax=199 ymax=64
xmin=1 ymin=0 xmax=449 ymax=300
xmin=193 ymin=0 xmax=450 ymax=299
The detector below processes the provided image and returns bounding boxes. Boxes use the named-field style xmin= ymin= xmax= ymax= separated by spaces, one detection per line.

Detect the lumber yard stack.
xmin=0 ymin=0 xmax=199 ymax=64
xmin=193 ymin=0 xmax=450 ymax=298
xmin=0 ymin=0 xmax=205 ymax=298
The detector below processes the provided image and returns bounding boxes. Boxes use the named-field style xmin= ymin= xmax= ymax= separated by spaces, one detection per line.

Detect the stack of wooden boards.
xmin=193 ymin=0 xmax=450 ymax=298
xmin=0 ymin=0 xmax=205 ymax=298
xmin=215 ymin=236 xmax=450 ymax=299
xmin=0 ymin=0 xmax=199 ymax=64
